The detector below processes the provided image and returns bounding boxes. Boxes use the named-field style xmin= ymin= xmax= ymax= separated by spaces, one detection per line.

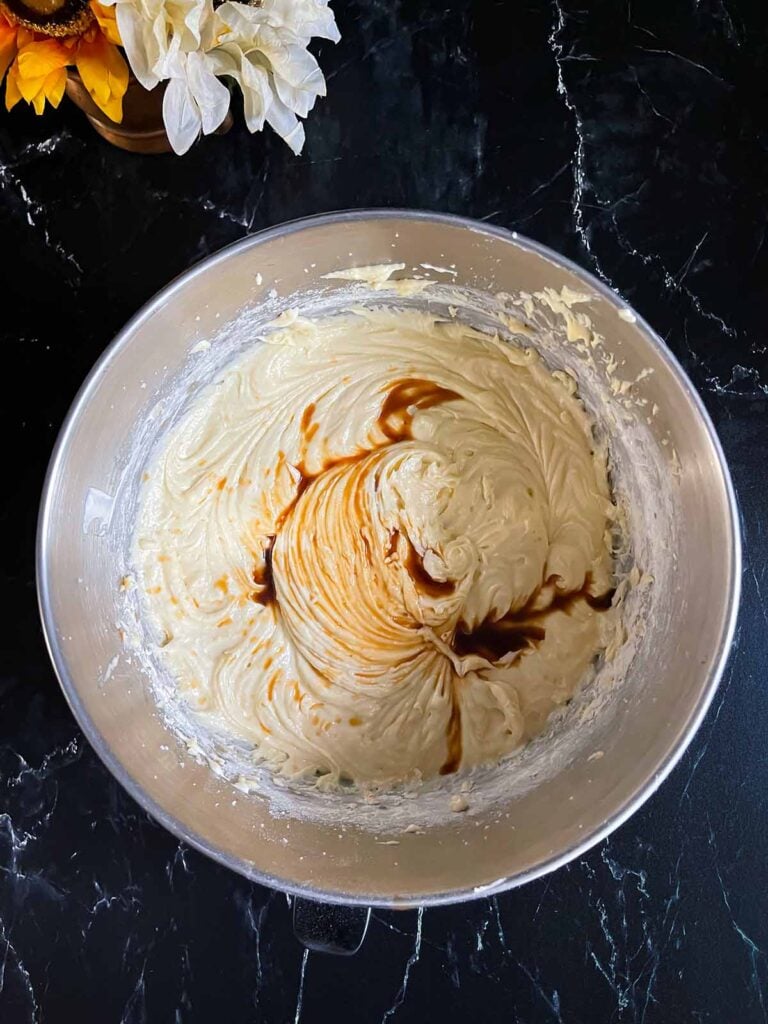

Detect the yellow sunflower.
xmin=0 ymin=0 xmax=128 ymax=121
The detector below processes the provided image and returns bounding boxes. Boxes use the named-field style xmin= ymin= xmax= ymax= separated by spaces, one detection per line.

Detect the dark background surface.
xmin=2 ymin=0 xmax=767 ymax=1020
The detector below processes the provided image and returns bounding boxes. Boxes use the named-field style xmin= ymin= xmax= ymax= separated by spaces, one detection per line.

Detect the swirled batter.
xmin=137 ymin=308 xmax=618 ymax=788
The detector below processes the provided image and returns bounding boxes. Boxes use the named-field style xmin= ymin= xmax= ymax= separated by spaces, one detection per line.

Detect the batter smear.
xmin=137 ymin=308 xmax=618 ymax=788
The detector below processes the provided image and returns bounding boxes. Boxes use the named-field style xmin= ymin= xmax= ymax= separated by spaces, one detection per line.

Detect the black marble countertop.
xmin=2 ymin=1 xmax=766 ymax=1020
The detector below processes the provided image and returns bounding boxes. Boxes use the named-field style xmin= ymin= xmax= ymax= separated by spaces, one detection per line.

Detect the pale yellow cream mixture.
xmin=137 ymin=308 xmax=618 ymax=788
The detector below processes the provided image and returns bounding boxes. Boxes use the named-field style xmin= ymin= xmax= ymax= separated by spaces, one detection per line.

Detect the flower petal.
xmin=205 ymin=43 xmax=239 ymax=79
xmin=162 ymin=72 xmax=201 ymax=154
xmin=185 ymin=49 xmax=229 ymax=135
xmin=89 ymin=0 xmax=122 ymax=46
xmin=268 ymin=41 xmax=324 ymax=96
xmin=5 ymin=61 xmax=21 ymax=111
xmin=16 ymin=39 xmax=70 ymax=80
xmin=181 ymin=0 xmax=207 ymax=51
xmin=216 ymin=0 xmax=339 ymax=46
xmin=76 ymin=34 xmax=128 ymax=121
xmin=115 ymin=3 xmax=158 ymax=89
xmin=0 ymin=19 xmax=17 ymax=84
xmin=43 ymin=66 xmax=67 ymax=108
xmin=260 ymin=0 xmax=340 ymax=44
xmin=214 ymin=2 xmax=267 ymax=38
xmin=13 ymin=37 xmax=70 ymax=114
xmin=239 ymin=55 xmax=271 ymax=132
xmin=265 ymin=89 xmax=304 ymax=153
xmin=273 ymin=75 xmax=316 ymax=119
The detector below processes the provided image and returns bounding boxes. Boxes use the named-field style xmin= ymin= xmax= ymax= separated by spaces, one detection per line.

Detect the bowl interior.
xmin=38 ymin=212 xmax=739 ymax=905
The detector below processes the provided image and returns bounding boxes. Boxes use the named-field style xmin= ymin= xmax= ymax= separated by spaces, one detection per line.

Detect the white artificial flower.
xmin=101 ymin=0 xmax=339 ymax=155
xmin=210 ymin=0 xmax=338 ymax=153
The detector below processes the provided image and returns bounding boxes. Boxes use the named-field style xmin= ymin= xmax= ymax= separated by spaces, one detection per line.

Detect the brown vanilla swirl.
xmin=137 ymin=308 xmax=617 ymax=788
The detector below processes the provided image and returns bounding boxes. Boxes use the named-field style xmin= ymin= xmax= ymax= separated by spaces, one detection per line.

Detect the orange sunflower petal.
xmin=5 ymin=60 xmax=21 ymax=111
xmin=16 ymin=38 xmax=70 ymax=80
xmin=17 ymin=72 xmax=44 ymax=102
xmin=11 ymin=39 xmax=69 ymax=112
xmin=43 ymin=65 xmax=67 ymax=107
xmin=16 ymin=70 xmax=53 ymax=103
xmin=75 ymin=33 xmax=127 ymax=123
xmin=0 ymin=19 xmax=17 ymax=84
xmin=89 ymin=0 xmax=121 ymax=46
xmin=31 ymin=83 xmax=45 ymax=113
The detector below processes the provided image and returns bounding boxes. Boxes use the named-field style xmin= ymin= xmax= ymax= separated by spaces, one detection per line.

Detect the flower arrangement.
xmin=0 ymin=0 xmax=338 ymax=154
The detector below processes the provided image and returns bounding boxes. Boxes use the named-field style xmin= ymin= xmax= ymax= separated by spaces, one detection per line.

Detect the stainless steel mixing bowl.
xmin=37 ymin=211 xmax=741 ymax=920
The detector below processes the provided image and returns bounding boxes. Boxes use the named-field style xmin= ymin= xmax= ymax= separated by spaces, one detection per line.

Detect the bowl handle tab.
xmin=293 ymin=897 xmax=371 ymax=955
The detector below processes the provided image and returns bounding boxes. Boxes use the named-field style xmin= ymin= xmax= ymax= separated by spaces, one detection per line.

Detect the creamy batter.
xmin=137 ymin=308 xmax=618 ymax=788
